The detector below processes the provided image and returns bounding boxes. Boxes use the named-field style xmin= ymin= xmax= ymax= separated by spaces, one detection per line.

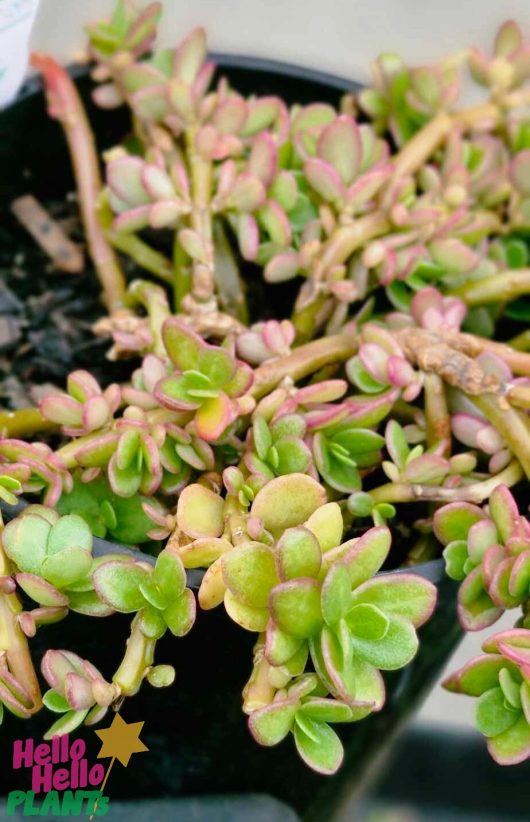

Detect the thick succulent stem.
xmin=391 ymin=111 xmax=453 ymax=181
xmin=251 ymin=333 xmax=357 ymax=399
xmin=213 ymin=219 xmax=249 ymax=325
xmin=449 ymin=269 xmax=530 ymax=306
xmin=31 ymin=54 xmax=126 ymax=312
xmin=0 ymin=408 xmax=57 ymax=438
xmin=293 ymin=211 xmax=390 ymax=339
xmin=185 ymin=127 xmax=216 ymax=308
xmin=126 ymin=280 xmax=171 ymax=359
xmin=112 ymin=613 xmax=156 ymax=698
xmin=0 ymin=540 xmax=42 ymax=714
xmin=97 ymin=194 xmax=173 ymax=285
xmin=370 ymin=459 xmax=523 ymax=505
xmin=509 ymin=330 xmax=530 ymax=352
xmin=473 ymin=394 xmax=530 ymax=479
xmin=423 ymin=373 xmax=451 ymax=454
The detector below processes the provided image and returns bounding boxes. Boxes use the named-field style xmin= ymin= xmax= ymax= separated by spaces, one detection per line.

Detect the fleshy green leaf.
xmin=349 ymin=614 xmax=418 ymax=670
xmin=222 ymin=543 xmax=279 ymax=607
xmin=270 ymin=579 xmax=323 ymax=638
xmin=341 ymin=527 xmax=392 ymax=589
xmin=251 ymin=474 xmax=327 ymax=537
xmin=93 ymin=561 xmax=150 ymax=612
xmin=350 ymin=574 xmax=437 ymax=627
xmin=293 ymin=717 xmax=344 ymax=775
xmin=249 ymin=702 xmax=296 ymax=746
xmin=476 ymin=686 xmax=520 ymax=738
xmin=321 ymin=563 xmax=352 ymax=626
xmin=163 ymin=589 xmax=196 ymax=636
xmin=276 ymin=527 xmax=321 ymax=581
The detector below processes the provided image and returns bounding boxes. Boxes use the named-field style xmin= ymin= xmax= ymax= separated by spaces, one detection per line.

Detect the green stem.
xmin=473 ymin=394 xmax=530 ymax=479
xmin=0 ymin=408 xmax=57 ymax=438
xmin=449 ymin=268 xmax=530 ymax=306
xmin=424 ymin=373 xmax=451 ymax=454
xmin=251 ymin=333 xmax=357 ymax=399
xmin=293 ymin=211 xmax=390 ymax=340
xmin=390 ymin=111 xmax=453 ymax=181
xmin=0 ymin=540 xmax=42 ymax=714
xmin=112 ymin=613 xmax=156 ymax=698
xmin=186 ymin=127 xmax=215 ymax=305
xmin=370 ymin=460 xmax=523 ymax=505
xmin=213 ymin=219 xmax=249 ymax=324
xmin=125 ymin=280 xmax=170 ymax=358
xmin=98 ymin=194 xmax=173 ymax=285
xmin=509 ymin=329 xmax=530 ymax=352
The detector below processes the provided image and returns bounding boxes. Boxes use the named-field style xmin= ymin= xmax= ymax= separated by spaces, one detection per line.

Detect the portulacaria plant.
xmin=4 ymin=1 xmax=530 ymax=772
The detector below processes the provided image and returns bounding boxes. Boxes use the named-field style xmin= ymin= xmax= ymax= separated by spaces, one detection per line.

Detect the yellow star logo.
xmin=95 ymin=713 xmax=149 ymax=767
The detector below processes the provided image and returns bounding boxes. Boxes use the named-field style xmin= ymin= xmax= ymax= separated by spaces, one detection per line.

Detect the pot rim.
xmin=1 ymin=53 xmax=444 ymax=587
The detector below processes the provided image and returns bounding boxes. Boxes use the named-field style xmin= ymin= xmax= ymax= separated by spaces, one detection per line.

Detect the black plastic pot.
xmin=0 ymin=56 xmax=462 ymax=821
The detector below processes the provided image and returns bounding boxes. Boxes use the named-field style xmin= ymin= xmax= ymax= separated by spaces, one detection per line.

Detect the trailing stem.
xmin=112 ymin=613 xmax=156 ymax=698
xmin=0 ymin=538 xmax=42 ymax=716
xmin=251 ymin=333 xmax=358 ymax=399
xmin=31 ymin=54 xmax=126 ymax=312
xmin=370 ymin=459 xmax=523 ymax=505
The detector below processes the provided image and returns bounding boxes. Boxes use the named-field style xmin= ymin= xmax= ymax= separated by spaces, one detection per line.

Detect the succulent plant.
xmin=93 ymin=547 xmax=196 ymax=640
xmin=435 ymin=485 xmax=530 ymax=631
xmin=154 ymin=318 xmax=254 ymax=441
xmin=444 ymin=628 xmax=530 ymax=764
xmin=1 ymin=507 xmax=105 ymax=619
xmin=8 ymin=0 xmax=530 ymax=777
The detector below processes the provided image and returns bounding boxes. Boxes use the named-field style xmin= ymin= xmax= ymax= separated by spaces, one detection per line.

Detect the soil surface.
xmin=0 ymin=197 xmax=134 ymax=409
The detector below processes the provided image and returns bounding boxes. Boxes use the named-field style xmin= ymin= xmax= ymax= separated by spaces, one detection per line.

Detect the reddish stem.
xmin=31 ymin=54 xmax=126 ymax=312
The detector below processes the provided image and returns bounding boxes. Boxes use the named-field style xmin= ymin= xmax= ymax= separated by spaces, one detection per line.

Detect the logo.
xmin=6 ymin=714 xmax=148 ymax=817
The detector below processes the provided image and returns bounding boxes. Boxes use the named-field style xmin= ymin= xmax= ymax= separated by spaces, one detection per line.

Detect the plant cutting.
xmin=3 ymin=1 xmax=530 ymax=791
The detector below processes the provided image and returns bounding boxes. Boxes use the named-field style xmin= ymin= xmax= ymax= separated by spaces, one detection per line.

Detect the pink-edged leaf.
xmin=304 ymin=157 xmax=346 ymax=203
xmin=149 ymin=200 xmax=183 ymax=228
xmin=429 ymin=238 xmax=478 ymax=273
xmin=258 ymin=200 xmax=292 ymax=247
xmin=231 ymin=173 xmax=266 ymax=212
xmin=443 ymin=654 xmax=509 ymax=696
xmin=64 ymin=672 xmax=94 ymax=711
xmin=487 ymin=715 xmax=530 ymax=766
xmin=173 ymin=27 xmax=207 ymax=83
xmin=350 ymin=573 xmax=437 ymax=628
xmin=264 ymin=251 xmax=299 ymax=283
xmin=489 ymin=558 xmax=522 ymax=609
xmin=269 ymin=578 xmax=323 ymax=638
xmin=237 ymin=213 xmax=259 ymax=261
xmin=494 ymin=20 xmax=522 ymax=57
xmin=489 ymin=484 xmax=520 ymax=543
xmin=112 ymin=205 xmax=151 ymax=233
xmin=509 ymin=552 xmax=530 ymax=599
xmin=107 ymin=156 xmax=150 ymax=206
xmin=293 ymin=718 xmax=344 ymax=775
xmin=161 ymin=317 xmax=203 ymax=370
xmin=346 ymin=165 xmax=392 ymax=210
xmin=248 ymin=701 xmax=296 ymax=746
xmin=317 ymin=115 xmax=361 ymax=185
xmin=141 ymin=163 xmax=175 ymax=200
xmin=248 ymin=132 xmax=277 ymax=187
xmin=467 ymin=519 xmax=499 ymax=564
xmin=194 ymin=392 xmax=236 ymax=441
xmin=457 ymin=567 xmax=504 ymax=631
xmin=340 ymin=526 xmax=391 ymax=589
xmin=433 ymin=502 xmax=485 ymax=545
xmin=15 ymin=574 xmax=69 ymax=608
